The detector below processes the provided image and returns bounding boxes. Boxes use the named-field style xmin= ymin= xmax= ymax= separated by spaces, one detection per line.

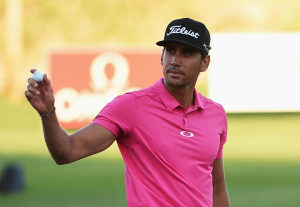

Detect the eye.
xmin=184 ymin=51 xmax=191 ymax=56
xmin=165 ymin=46 xmax=175 ymax=54
xmin=183 ymin=48 xmax=197 ymax=57
xmin=182 ymin=50 xmax=192 ymax=57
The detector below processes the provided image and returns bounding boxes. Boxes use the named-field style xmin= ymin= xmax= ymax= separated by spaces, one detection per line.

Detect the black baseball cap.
xmin=156 ymin=18 xmax=211 ymax=55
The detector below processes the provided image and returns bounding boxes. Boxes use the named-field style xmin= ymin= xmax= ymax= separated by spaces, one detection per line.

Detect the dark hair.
xmin=200 ymin=51 xmax=207 ymax=60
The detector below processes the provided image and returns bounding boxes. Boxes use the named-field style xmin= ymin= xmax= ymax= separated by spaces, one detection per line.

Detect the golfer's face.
xmin=161 ymin=42 xmax=203 ymax=88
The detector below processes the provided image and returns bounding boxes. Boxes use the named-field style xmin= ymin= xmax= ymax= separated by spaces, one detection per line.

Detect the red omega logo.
xmin=180 ymin=131 xmax=194 ymax=138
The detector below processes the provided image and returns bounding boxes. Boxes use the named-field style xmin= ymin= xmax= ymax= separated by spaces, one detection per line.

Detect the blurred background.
xmin=0 ymin=0 xmax=300 ymax=206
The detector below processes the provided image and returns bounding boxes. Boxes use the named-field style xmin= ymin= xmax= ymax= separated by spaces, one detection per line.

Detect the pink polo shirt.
xmin=93 ymin=78 xmax=228 ymax=207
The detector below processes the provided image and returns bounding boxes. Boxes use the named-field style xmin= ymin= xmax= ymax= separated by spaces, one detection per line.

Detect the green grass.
xmin=1 ymin=155 xmax=300 ymax=207
xmin=225 ymin=160 xmax=300 ymax=207
xmin=225 ymin=112 xmax=300 ymax=161
xmin=1 ymin=97 xmax=300 ymax=206
xmin=0 ymin=154 xmax=126 ymax=207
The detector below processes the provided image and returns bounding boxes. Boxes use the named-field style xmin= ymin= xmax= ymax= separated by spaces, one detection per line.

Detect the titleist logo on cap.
xmin=167 ymin=25 xmax=200 ymax=39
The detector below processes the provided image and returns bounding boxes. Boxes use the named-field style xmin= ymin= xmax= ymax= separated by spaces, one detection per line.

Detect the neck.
xmin=164 ymin=81 xmax=195 ymax=109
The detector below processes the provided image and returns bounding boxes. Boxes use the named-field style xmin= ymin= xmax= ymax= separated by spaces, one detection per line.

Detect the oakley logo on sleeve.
xmin=180 ymin=131 xmax=194 ymax=137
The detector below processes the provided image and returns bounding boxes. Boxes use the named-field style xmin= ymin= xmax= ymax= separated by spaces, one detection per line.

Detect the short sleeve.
xmin=216 ymin=111 xmax=228 ymax=159
xmin=93 ymin=93 xmax=136 ymax=139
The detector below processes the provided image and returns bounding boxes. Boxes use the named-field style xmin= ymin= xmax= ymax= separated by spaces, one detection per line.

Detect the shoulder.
xmin=198 ymin=93 xmax=226 ymax=114
xmin=108 ymin=86 xmax=157 ymax=106
xmin=117 ymin=86 xmax=157 ymax=101
xmin=130 ymin=86 xmax=157 ymax=99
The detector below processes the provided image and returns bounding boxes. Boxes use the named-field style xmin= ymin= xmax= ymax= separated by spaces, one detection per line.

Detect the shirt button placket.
xmin=183 ymin=113 xmax=188 ymax=127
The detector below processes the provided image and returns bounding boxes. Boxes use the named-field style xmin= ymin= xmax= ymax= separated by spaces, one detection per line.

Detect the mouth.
xmin=166 ymin=67 xmax=184 ymax=77
xmin=168 ymin=70 xmax=182 ymax=77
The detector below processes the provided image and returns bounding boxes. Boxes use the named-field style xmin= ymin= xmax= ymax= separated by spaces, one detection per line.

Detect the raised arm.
xmin=212 ymin=158 xmax=231 ymax=207
xmin=25 ymin=69 xmax=116 ymax=165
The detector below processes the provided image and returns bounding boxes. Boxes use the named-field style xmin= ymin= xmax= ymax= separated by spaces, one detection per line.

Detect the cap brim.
xmin=156 ymin=39 xmax=208 ymax=54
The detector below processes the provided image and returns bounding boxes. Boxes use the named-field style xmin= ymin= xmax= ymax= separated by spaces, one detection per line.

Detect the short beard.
xmin=163 ymin=66 xmax=187 ymax=87
xmin=164 ymin=77 xmax=187 ymax=87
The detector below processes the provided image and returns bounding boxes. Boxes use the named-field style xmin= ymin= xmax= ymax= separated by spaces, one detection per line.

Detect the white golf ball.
xmin=32 ymin=71 xmax=44 ymax=82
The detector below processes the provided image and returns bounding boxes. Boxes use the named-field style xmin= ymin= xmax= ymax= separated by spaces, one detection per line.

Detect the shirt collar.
xmin=153 ymin=78 xmax=204 ymax=112
xmin=193 ymin=87 xmax=204 ymax=110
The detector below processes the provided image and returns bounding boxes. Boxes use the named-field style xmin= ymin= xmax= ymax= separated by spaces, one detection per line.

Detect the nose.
xmin=171 ymin=52 xmax=181 ymax=66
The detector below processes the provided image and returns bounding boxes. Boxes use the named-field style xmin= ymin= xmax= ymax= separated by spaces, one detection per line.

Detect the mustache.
xmin=166 ymin=66 xmax=185 ymax=74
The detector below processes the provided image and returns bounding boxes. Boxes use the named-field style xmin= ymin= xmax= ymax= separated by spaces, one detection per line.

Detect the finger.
xmin=27 ymin=84 xmax=40 ymax=95
xmin=25 ymin=90 xmax=34 ymax=100
xmin=26 ymin=84 xmax=32 ymax=92
xmin=27 ymin=77 xmax=38 ymax=88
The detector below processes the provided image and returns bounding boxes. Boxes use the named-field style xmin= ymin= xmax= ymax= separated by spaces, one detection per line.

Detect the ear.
xmin=200 ymin=55 xmax=210 ymax=72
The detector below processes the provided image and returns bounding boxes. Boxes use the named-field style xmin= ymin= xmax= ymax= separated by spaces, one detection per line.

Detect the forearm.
xmin=213 ymin=190 xmax=230 ymax=207
xmin=41 ymin=111 xmax=73 ymax=165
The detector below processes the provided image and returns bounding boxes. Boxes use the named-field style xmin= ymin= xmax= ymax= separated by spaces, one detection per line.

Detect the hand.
xmin=25 ymin=69 xmax=55 ymax=114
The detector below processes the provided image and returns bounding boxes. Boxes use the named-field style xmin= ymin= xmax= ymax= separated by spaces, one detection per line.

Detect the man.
xmin=25 ymin=18 xmax=230 ymax=207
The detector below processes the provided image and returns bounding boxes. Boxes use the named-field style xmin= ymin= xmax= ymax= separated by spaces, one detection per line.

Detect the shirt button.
xmin=184 ymin=114 xmax=187 ymax=117
xmin=192 ymin=107 xmax=195 ymax=109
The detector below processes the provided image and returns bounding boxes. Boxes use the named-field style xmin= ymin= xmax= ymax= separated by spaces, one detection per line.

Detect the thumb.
xmin=30 ymin=68 xmax=37 ymax=74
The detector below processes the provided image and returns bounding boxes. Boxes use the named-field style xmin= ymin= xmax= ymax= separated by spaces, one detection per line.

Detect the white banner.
xmin=209 ymin=33 xmax=300 ymax=112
